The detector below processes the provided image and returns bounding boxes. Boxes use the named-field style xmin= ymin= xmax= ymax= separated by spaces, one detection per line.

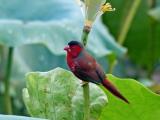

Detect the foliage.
xmin=0 ymin=0 xmax=125 ymax=57
xmin=103 ymin=0 xmax=160 ymax=70
xmin=0 ymin=0 xmax=125 ymax=114
xmin=23 ymin=68 xmax=160 ymax=120
xmin=149 ymin=6 xmax=160 ymax=22
xmin=23 ymin=68 xmax=107 ymax=120
xmin=100 ymin=74 xmax=160 ymax=120
xmin=0 ymin=0 xmax=159 ymax=119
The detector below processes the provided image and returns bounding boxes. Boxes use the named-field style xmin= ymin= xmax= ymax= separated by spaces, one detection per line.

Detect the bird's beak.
xmin=64 ymin=45 xmax=70 ymax=51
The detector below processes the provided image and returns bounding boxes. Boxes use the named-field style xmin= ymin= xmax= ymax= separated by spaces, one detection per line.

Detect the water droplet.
xmin=39 ymin=55 xmax=45 ymax=61
xmin=8 ymin=29 xmax=13 ymax=34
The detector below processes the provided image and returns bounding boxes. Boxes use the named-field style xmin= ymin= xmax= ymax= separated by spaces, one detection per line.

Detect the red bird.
xmin=64 ymin=41 xmax=129 ymax=103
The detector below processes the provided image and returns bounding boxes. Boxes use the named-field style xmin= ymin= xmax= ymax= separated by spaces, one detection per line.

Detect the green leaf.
xmin=0 ymin=0 xmax=125 ymax=57
xmin=23 ymin=67 xmax=107 ymax=120
xmin=149 ymin=7 xmax=160 ymax=22
xmin=14 ymin=45 xmax=67 ymax=71
xmin=100 ymin=74 xmax=160 ymax=120
xmin=0 ymin=115 xmax=46 ymax=120
xmin=0 ymin=0 xmax=78 ymax=21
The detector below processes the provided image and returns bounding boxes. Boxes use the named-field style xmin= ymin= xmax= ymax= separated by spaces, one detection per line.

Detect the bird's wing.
xmin=74 ymin=67 xmax=102 ymax=84
xmin=73 ymin=51 xmax=103 ymax=84
xmin=75 ymin=51 xmax=97 ymax=70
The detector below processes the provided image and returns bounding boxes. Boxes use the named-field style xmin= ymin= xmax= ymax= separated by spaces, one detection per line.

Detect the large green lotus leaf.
xmin=103 ymin=0 xmax=160 ymax=69
xmin=23 ymin=67 xmax=107 ymax=120
xmin=0 ymin=115 xmax=46 ymax=120
xmin=99 ymin=74 xmax=160 ymax=120
xmin=0 ymin=20 xmax=125 ymax=57
xmin=0 ymin=0 xmax=125 ymax=57
xmin=0 ymin=0 xmax=79 ymax=21
xmin=0 ymin=20 xmax=78 ymax=55
xmin=13 ymin=45 xmax=67 ymax=72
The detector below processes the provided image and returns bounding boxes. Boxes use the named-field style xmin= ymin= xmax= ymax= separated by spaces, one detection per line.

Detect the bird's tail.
xmin=102 ymin=78 xmax=129 ymax=104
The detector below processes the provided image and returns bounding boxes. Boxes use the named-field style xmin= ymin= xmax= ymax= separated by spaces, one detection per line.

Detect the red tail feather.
xmin=102 ymin=78 xmax=129 ymax=104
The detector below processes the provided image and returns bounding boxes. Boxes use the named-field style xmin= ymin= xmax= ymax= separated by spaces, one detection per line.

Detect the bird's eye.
xmin=71 ymin=46 xmax=76 ymax=50
xmin=70 ymin=45 xmax=81 ymax=52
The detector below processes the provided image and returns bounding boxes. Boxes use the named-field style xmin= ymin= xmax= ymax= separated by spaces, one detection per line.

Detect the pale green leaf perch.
xmin=23 ymin=67 xmax=107 ymax=120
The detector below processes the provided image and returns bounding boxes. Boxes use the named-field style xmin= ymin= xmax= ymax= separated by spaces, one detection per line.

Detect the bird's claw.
xmin=81 ymin=81 xmax=88 ymax=86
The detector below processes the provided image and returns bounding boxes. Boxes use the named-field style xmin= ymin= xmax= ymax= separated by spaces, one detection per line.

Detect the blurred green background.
xmin=0 ymin=0 xmax=160 ymax=116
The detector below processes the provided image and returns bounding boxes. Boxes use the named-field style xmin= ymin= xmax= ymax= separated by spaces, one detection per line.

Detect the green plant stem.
xmin=82 ymin=83 xmax=90 ymax=120
xmin=148 ymin=20 xmax=156 ymax=77
xmin=81 ymin=25 xmax=90 ymax=120
xmin=149 ymin=0 xmax=156 ymax=8
xmin=4 ymin=47 xmax=14 ymax=114
xmin=118 ymin=0 xmax=141 ymax=45
xmin=147 ymin=0 xmax=157 ymax=77
xmin=0 ymin=45 xmax=4 ymax=80
xmin=109 ymin=0 xmax=141 ymax=73
xmin=82 ymin=26 xmax=90 ymax=46
xmin=108 ymin=60 xmax=117 ymax=73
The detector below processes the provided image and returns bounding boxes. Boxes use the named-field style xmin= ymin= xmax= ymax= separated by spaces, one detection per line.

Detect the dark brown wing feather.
xmin=72 ymin=50 xmax=105 ymax=84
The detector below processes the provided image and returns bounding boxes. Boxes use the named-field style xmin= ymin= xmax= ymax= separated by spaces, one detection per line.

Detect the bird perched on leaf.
xmin=64 ymin=41 xmax=129 ymax=103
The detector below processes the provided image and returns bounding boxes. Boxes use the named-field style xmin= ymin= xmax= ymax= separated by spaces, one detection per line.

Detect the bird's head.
xmin=64 ymin=41 xmax=83 ymax=58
